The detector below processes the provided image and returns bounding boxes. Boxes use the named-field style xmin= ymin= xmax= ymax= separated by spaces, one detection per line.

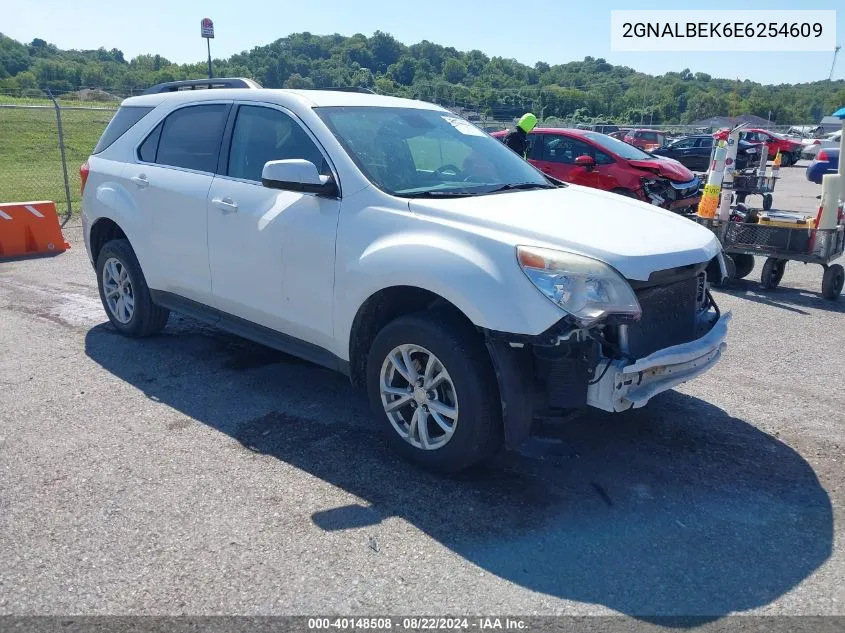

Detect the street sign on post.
xmin=201 ymin=18 xmax=214 ymax=79
xmin=201 ymin=18 xmax=214 ymax=38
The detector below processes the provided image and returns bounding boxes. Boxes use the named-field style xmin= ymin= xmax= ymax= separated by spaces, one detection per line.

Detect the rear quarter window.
xmin=93 ymin=106 xmax=155 ymax=154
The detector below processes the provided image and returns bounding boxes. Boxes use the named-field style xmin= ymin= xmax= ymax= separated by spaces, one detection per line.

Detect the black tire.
xmin=733 ymin=253 xmax=755 ymax=280
xmin=763 ymin=193 xmax=773 ymax=211
xmin=821 ymin=264 xmax=844 ymax=300
xmin=780 ymin=152 xmax=793 ymax=167
xmin=761 ymin=257 xmax=786 ymax=290
xmin=96 ymin=238 xmax=169 ymax=337
xmin=735 ymin=192 xmax=747 ymax=204
xmin=366 ymin=310 xmax=501 ymax=473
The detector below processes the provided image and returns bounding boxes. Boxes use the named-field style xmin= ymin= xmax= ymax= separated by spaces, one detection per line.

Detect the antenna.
xmin=831 ymin=45 xmax=842 ymax=82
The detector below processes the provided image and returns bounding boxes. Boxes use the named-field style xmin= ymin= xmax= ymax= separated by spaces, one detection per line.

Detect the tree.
xmin=369 ymin=31 xmax=402 ymax=73
xmin=442 ymin=58 xmax=466 ymax=84
xmin=284 ymin=73 xmax=314 ymax=89
xmin=389 ymin=57 xmax=416 ymax=86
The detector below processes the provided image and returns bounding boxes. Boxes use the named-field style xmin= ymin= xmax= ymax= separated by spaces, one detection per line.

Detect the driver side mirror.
xmin=262 ymin=159 xmax=338 ymax=197
xmin=574 ymin=155 xmax=596 ymax=169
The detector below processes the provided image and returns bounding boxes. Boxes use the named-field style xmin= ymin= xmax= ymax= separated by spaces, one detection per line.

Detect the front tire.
xmin=822 ymin=264 xmax=844 ymax=300
xmin=366 ymin=311 xmax=501 ymax=473
xmin=96 ymin=239 xmax=169 ymax=337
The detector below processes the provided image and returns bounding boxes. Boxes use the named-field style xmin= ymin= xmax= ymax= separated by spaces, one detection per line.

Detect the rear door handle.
xmin=211 ymin=197 xmax=239 ymax=213
xmin=130 ymin=174 xmax=149 ymax=188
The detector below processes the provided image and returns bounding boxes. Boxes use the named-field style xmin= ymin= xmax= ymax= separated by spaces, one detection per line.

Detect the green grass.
xmin=0 ymin=106 xmax=115 ymax=212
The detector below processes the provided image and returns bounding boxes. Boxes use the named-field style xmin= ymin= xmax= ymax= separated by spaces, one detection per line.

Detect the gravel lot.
xmin=1 ymin=163 xmax=843 ymax=622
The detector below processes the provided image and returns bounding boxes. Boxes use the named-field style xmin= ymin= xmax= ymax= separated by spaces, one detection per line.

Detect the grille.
xmin=625 ymin=276 xmax=699 ymax=359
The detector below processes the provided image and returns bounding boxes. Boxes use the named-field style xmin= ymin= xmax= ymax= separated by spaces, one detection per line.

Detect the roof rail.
xmin=318 ymin=86 xmax=377 ymax=94
xmin=142 ymin=77 xmax=262 ymax=95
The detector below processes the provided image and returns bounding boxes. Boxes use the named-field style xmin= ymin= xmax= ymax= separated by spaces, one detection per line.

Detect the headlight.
xmin=516 ymin=246 xmax=641 ymax=327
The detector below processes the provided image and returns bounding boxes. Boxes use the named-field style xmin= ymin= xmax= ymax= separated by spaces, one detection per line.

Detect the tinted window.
xmin=93 ymin=106 xmax=154 ymax=154
xmin=672 ymin=138 xmax=697 ymax=149
xmin=697 ymin=137 xmax=714 ymax=149
xmin=137 ymin=122 xmax=162 ymax=163
xmin=228 ymin=106 xmax=327 ymax=182
xmin=640 ymin=132 xmax=658 ymax=142
xmin=155 ymin=104 xmax=229 ymax=173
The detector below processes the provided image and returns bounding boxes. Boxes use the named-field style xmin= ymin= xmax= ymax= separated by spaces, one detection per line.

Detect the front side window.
xmin=672 ymin=138 xmax=696 ymax=150
xmin=155 ymin=104 xmax=229 ymax=173
xmin=541 ymin=135 xmax=612 ymax=165
xmin=314 ymin=106 xmax=552 ymax=197
xmin=227 ymin=105 xmax=328 ymax=182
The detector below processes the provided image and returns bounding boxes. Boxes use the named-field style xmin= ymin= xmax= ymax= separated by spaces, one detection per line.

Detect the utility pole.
xmin=201 ymin=18 xmax=215 ymax=79
xmin=830 ymin=45 xmax=842 ymax=82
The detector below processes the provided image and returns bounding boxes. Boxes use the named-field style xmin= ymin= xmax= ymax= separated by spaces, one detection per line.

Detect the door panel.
xmin=130 ymin=102 xmax=230 ymax=303
xmin=207 ymin=104 xmax=340 ymax=349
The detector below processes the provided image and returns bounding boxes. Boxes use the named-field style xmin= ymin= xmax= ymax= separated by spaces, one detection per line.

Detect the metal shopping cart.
xmin=695 ymin=217 xmax=845 ymax=300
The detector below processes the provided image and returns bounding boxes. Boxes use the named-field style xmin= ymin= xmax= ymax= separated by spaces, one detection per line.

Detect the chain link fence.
xmin=0 ymin=93 xmax=117 ymax=225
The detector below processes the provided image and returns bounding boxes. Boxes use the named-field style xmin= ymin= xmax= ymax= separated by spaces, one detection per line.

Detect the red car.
xmin=731 ymin=128 xmax=803 ymax=166
xmin=492 ymin=128 xmax=702 ymax=211
xmin=623 ymin=129 xmax=667 ymax=152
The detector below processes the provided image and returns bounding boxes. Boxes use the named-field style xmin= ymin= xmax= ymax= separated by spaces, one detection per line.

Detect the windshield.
xmin=314 ymin=106 xmax=553 ymax=197
xmin=581 ymin=131 xmax=653 ymax=160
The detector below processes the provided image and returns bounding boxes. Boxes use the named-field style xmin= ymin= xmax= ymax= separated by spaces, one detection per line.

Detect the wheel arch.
xmin=347 ymin=285 xmax=481 ymax=390
xmin=89 ymin=217 xmax=128 ymax=265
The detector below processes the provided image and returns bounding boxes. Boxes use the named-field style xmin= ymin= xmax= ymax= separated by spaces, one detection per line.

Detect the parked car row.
xmin=652 ymin=135 xmax=760 ymax=172
xmin=81 ymin=82 xmax=730 ymax=473
xmin=801 ymin=130 xmax=842 ymax=160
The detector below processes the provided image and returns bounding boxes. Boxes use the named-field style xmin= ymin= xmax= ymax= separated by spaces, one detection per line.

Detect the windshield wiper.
xmin=402 ymin=190 xmax=480 ymax=198
xmin=485 ymin=182 xmax=558 ymax=193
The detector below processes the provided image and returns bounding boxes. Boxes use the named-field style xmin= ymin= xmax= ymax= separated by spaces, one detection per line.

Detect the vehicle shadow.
xmin=84 ymin=320 xmax=833 ymax=624
xmin=715 ymin=279 xmax=845 ymax=314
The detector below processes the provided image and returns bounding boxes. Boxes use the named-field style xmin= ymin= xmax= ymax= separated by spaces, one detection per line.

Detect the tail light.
xmin=813 ymin=140 xmax=821 ymax=145
xmin=818 ymin=150 xmax=830 ymax=161
xmin=80 ymin=161 xmax=90 ymax=195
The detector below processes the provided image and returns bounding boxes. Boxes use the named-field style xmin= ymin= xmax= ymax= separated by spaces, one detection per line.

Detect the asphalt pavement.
xmin=0 ymin=163 xmax=843 ymax=622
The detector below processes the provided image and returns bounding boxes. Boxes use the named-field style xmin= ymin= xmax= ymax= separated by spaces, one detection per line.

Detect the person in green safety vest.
xmin=502 ymin=113 xmax=538 ymax=158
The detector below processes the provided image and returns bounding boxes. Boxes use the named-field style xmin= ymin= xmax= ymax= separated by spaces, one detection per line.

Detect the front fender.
xmin=333 ymin=232 xmax=564 ymax=359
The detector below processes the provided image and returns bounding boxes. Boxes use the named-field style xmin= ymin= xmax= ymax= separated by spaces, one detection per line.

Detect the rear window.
xmin=93 ymin=106 xmax=154 ymax=154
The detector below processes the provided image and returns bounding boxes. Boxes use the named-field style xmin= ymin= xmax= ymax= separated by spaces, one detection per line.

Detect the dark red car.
xmin=623 ymin=129 xmax=667 ymax=152
xmin=730 ymin=128 xmax=804 ymax=166
xmin=492 ymin=128 xmax=702 ymax=211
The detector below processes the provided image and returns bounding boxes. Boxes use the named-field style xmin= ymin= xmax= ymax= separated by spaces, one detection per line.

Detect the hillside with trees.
xmin=1 ymin=31 xmax=843 ymax=124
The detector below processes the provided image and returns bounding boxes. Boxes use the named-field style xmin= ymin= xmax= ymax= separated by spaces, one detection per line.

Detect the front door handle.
xmin=130 ymin=174 xmax=149 ymax=188
xmin=211 ymin=197 xmax=239 ymax=213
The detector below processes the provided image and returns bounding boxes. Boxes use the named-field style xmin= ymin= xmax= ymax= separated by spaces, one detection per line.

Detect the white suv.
xmin=81 ymin=83 xmax=731 ymax=472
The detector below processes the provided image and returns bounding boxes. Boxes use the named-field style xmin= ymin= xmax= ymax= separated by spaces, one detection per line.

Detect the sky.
xmin=3 ymin=0 xmax=843 ymax=85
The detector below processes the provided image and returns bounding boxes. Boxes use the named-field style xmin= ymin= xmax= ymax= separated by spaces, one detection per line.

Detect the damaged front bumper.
xmin=586 ymin=311 xmax=731 ymax=412
xmin=484 ymin=301 xmax=730 ymax=450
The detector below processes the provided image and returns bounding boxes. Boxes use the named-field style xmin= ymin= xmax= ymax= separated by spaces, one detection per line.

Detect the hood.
xmin=626 ymin=156 xmax=696 ymax=182
xmin=407 ymin=185 xmax=721 ymax=281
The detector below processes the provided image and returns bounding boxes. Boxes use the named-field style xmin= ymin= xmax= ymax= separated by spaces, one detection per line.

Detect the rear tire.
xmin=780 ymin=153 xmax=793 ymax=167
xmin=821 ymin=264 xmax=844 ymax=300
xmin=762 ymin=193 xmax=773 ymax=211
xmin=96 ymin=239 xmax=169 ymax=337
xmin=366 ymin=311 xmax=501 ymax=473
